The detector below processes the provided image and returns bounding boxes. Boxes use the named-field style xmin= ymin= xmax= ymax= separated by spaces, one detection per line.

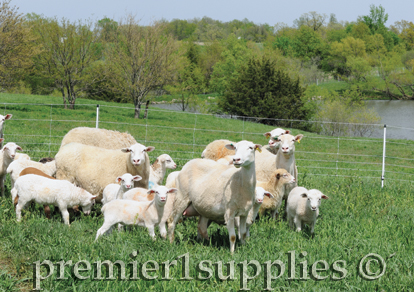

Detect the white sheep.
xmin=200 ymin=139 xmax=234 ymax=160
xmin=165 ymin=171 xmax=180 ymax=189
xmin=0 ymin=114 xmax=12 ymax=148
xmin=7 ymin=158 xmax=56 ymax=190
xmin=168 ymin=140 xmax=261 ymax=253
xmin=101 ymin=173 xmax=142 ymax=205
xmin=149 ymin=154 xmax=177 ymax=185
xmin=257 ymin=168 xmax=296 ymax=219
xmin=60 ymin=127 xmax=137 ymax=149
xmin=286 ymin=187 xmax=329 ymax=234
xmin=235 ymin=186 xmax=274 ymax=238
xmin=263 ymin=128 xmax=290 ymax=154
xmin=55 ymin=142 xmax=154 ymax=203
xmin=15 ymin=153 xmax=30 ymax=160
xmin=13 ymin=174 xmax=96 ymax=225
xmin=0 ymin=141 xmax=23 ymax=196
xmin=95 ymin=186 xmax=177 ymax=240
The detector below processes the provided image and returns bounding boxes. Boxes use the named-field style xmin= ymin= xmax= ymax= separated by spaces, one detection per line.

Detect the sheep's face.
xmin=122 ymin=143 xmax=155 ymax=166
xmin=2 ymin=142 xmax=22 ymax=159
xmin=81 ymin=192 xmax=97 ymax=215
xmin=255 ymin=186 xmax=273 ymax=205
xmin=0 ymin=114 xmax=12 ymax=130
xmin=117 ymin=173 xmax=142 ymax=189
xmin=301 ymin=189 xmax=328 ymax=212
xmin=275 ymin=169 xmax=296 ymax=185
xmin=161 ymin=154 xmax=177 ymax=169
xmin=148 ymin=186 xmax=177 ymax=205
xmin=276 ymin=134 xmax=303 ymax=156
xmin=225 ymin=140 xmax=261 ymax=168
xmin=264 ymin=128 xmax=290 ymax=149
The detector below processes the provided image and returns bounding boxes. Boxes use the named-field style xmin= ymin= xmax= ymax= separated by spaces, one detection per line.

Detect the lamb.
xmin=149 ymin=154 xmax=177 ymax=185
xmin=263 ymin=128 xmax=290 ymax=154
xmin=7 ymin=158 xmax=56 ymax=190
xmin=95 ymin=186 xmax=177 ymax=240
xmin=286 ymin=187 xmax=328 ymax=234
xmin=60 ymin=127 xmax=137 ymax=149
xmin=257 ymin=169 xmax=296 ymax=219
xmin=13 ymin=174 xmax=96 ymax=225
xmin=101 ymin=173 xmax=142 ymax=205
xmin=0 ymin=114 xmax=12 ymax=148
xmin=55 ymin=142 xmax=154 ymax=202
xmin=235 ymin=187 xmax=273 ymax=238
xmin=168 ymin=140 xmax=261 ymax=253
xmin=0 ymin=141 xmax=23 ymax=196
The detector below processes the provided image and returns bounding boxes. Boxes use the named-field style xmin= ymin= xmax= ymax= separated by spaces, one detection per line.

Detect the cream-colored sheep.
xmin=60 ymin=127 xmax=137 ymax=149
xmin=257 ymin=169 xmax=295 ymax=219
xmin=0 ymin=114 xmax=12 ymax=148
xmin=165 ymin=171 xmax=180 ymax=188
xmin=1 ymin=141 xmax=23 ymax=196
xmin=7 ymin=159 xmax=56 ymax=189
xmin=55 ymin=142 xmax=154 ymax=203
xmin=201 ymin=139 xmax=235 ymax=160
xmin=149 ymin=154 xmax=177 ymax=185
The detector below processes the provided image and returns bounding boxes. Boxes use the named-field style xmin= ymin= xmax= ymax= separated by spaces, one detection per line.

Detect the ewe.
xmin=1 ymin=141 xmax=23 ymax=196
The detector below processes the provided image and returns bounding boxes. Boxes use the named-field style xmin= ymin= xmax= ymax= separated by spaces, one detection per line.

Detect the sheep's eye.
xmin=249 ymin=147 xmax=253 ymax=150
xmin=166 ymin=160 xmax=171 ymax=162
xmin=271 ymin=137 xmax=278 ymax=141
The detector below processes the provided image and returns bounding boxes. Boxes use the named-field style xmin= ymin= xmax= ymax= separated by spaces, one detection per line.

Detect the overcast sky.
xmin=10 ymin=0 xmax=413 ymax=27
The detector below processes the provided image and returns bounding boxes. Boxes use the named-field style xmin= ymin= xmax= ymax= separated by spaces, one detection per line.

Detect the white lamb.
xmin=13 ymin=174 xmax=96 ymax=225
xmin=149 ymin=154 xmax=177 ymax=185
xmin=95 ymin=186 xmax=177 ymax=240
xmin=286 ymin=187 xmax=329 ymax=234
xmin=7 ymin=158 xmax=56 ymax=190
xmin=0 ymin=141 xmax=23 ymax=196
xmin=101 ymin=173 xmax=142 ymax=205
xmin=0 ymin=114 xmax=12 ymax=148
xmin=169 ymin=140 xmax=261 ymax=253
xmin=55 ymin=142 xmax=154 ymax=202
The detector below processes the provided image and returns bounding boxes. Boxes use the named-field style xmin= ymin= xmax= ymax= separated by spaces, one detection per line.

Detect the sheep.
xmin=101 ymin=173 xmax=142 ymax=205
xmin=263 ymin=128 xmax=290 ymax=154
xmin=287 ymin=187 xmax=328 ymax=234
xmin=15 ymin=153 xmax=30 ymax=160
xmin=200 ymin=139 xmax=234 ymax=160
xmin=168 ymin=140 xmax=261 ymax=253
xmin=39 ymin=157 xmax=54 ymax=163
xmin=13 ymin=174 xmax=96 ymax=225
xmin=55 ymin=142 xmax=154 ymax=203
xmin=0 ymin=114 xmax=12 ymax=148
xmin=7 ymin=158 xmax=56 ymax=190
xmin=235 ymin=187 xmax=274 ymax=238
xmin=60 ymin=127 xmax=137 ymax=149
xmin=149 ymin=154 xmax=177 ymax=186
xmin=0 ymin=141 xmax=22 ymax=196
xmin=257 ymin=169 xmax=296 ymax=219
xmin=165 ymin=171 xmax=180 ymax=188
xmin=95 ymin=186 xmax=177 ymax=240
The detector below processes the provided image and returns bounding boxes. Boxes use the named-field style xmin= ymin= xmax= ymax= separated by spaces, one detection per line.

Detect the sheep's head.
xmin=81 ymin=191 xmax=97 ymax=215
xmin=116 ymin=173 xmax=142 ymax=189
xmin=2 ymin=142 xmax=22 ymax=159
xmin=160 ymin=154 xmax=177 ymax=169
xmin=301 ymin=189 xmax=328 ymax=211
xmin=148 ymin=186 xmax=177 ymax=205
xmin=255 ymin=186 xmax=273 ymax=205
xmin=0 ymin=114 xmax=12 ymax=130
xmin=276 ymin=134 xmax=303 ymax=156
xmin=225 ymin=140 xmax=261 ymax=168
xmin=274 ymin=169 xmax=295 ymax=185
xmin=122 ymin=143 xmax=155 ymax=166
xmin=264 ymin=128 xmax=290 ymax=149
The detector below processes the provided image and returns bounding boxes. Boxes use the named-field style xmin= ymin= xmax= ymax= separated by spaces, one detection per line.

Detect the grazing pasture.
xmin=0 ymin=93 xmax=413 ymax=291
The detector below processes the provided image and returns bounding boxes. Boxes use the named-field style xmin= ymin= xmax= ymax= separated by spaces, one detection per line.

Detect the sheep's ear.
xmin=16 ymin=146 xmax=22 ymax=151
xmin=5 ymin=114 xmax=12 ymax=120
xmin=295 ymin=134 xmax=304 ymax=143
xmin=301 ymin=193 xmax=307 ymax=198
xmin=167 ymin=188 xmax=178 ymax=194
xmin=264 ymin=192 xmax=274 ymax=199
xmin=116 ymin=177 xmax=122 ymax=183
xmin=264 ymin=132 xmax=271 ymax=139
xmin=91 ymin=196 xmax=97 ymax=201
xmin=225 ymin=143 xmax=236 ymax=150
xmin=321 ymin=195 xmax=329 ymax=199
xmin=2 ymin=146 xmax=7 ymax=151
xmin=255 ymin=144 xmax=262 ymax=152
xmin=147 ymin=189 xmax=156 ymax=195
xmin=285 ymin=130 xmax=291 ymax=134
xmin=121 ymin=148 xmax=132 ymax=153
xmin=0 ymin=138 xmax=3 ymax=143
xmin=276 ymin=173 xmax=281 ymax=179
xmin=145 ymin=146 xmax=155 ymax=152
xmin=133 ymin=175 xmax=142 ymax=181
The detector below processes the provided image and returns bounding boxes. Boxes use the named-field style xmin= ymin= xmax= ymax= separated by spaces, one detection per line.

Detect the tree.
xmin=218 ymin=56 xmax=307 ymax=124
xmin=400 ymin=22 xmax=414 ymax=50
xmin=293 ymin=26 xmax=323 ymax=62
xmin=0 ymin=1 xmax=40 ymax=89
xmin=360 ymin=5 xmax=388 ymax=35
xmin=31 ymin=16 xmax=102 ymax=109
xmin=293 ymin=11 xmax=327 ymax=31
xmin=105 ymin=16 xmax=183 ymax=118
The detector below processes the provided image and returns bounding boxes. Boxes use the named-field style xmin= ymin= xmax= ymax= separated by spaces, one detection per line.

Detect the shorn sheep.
xmin=7 ymin=158 xmax=56 ymax=189
xmin=169 ymin=140 xmax=261 ymax=253
xmin=1 ymin=140 xmax=23 ymax=196
xmin=149 ymin=154 xmax=177 ymax=185
xmin=95 ymin=186 xmax=177 ymax=240
xmin=200 ymin=139 xmax=234 ymax=160
xmin=55 ymin=142 xmax=154 ymax=202
xmin=287 ymin=187 xmax=328 ymax=234
xmin=263 ymin=128 xmax=290 ymax=154
xmin=13 ymin=174 xmax=96 ymax=225
xmin=60 ymin=127 xmax=137 ymax=150
xmin=0 ymin=114 xmax=12 ymax=148
xmin=101 ymin=173 xmax=142 ymax=205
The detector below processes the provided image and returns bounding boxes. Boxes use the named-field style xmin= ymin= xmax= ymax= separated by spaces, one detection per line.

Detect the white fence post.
xmin=381 ymin=124 xmax=386 ymax=188
xmin=96 ymin=104 xmax=100 ymax=128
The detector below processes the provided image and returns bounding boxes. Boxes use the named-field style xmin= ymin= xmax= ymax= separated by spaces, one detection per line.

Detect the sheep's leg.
xmin=197 ymin=216 xmax=209 ymax=241
xmin=288 ymin=215 xmax=294 ymax=230
xmin=117 ymin=223 xmax=124 ymax=232
xmin=310 ymin=221 xmax=315 ymax=234
xmin=11 ymin=188 xmax=18 ymax=207
xmin=225 ymin=210 xmax=237 ymax=254
xmin=271 ymin=208 xmax=279 ymax=220
xmin=15 ymin=201 xmax=27 ymax=222
xmin=147 ymin=225 xmax=156 ymax=240
xmin=95 ymin=221 xmax=114 ymax=241
xmin=239 ymin=216 xmax=247 ymax=244
xmin=234 ymin=217 xmax=240 ymax=240
xmin=293 ymin=216 xmax=302 ymax=232
xmin=44 ymin=205 xmax=51 ymax=219
xmin=167 ymin=192 xmax=191 ymax=243
xmin=159 ymin=222 xmax=167 ymax=239
xmin=59 ymin=207 xmax=70 ymax=226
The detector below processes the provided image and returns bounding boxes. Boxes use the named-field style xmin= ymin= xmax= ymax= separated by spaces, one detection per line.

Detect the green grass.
xmin=0 ymin=93 xmax=413 ymax=291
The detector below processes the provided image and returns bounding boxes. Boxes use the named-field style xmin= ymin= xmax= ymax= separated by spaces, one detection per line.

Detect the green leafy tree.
xmin=218 ymin=56 xmax=307 ymax=125
xmin=293 ymin=26 xmax=323 ymax=62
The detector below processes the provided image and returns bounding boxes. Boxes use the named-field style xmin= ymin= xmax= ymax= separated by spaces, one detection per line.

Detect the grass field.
xmin=0 ymin=93 xmax=413 ymax=291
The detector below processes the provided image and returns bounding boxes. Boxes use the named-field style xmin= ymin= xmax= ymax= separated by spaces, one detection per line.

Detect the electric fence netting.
xmin=2 ymin=103 xmax=414 ymax=187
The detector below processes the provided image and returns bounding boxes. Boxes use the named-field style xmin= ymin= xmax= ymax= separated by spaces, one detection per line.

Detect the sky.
xmin=10 ymin=0 xmax=414 ymax=27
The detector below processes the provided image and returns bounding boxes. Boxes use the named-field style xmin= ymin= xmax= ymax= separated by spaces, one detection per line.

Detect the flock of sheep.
xmin=0 ymin=113 xmax=328 ymax=253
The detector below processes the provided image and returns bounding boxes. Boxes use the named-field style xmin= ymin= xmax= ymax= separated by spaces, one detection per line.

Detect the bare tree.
xmin=105 ymin=16 xmax=183 ymax=118
xmin=293 ymin=11 xmax=327 ymax=31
